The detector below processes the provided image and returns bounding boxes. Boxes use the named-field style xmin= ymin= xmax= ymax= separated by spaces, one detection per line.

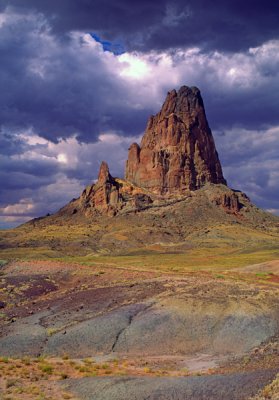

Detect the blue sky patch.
xmin=91 ymin=33 xmax=125 ymax=55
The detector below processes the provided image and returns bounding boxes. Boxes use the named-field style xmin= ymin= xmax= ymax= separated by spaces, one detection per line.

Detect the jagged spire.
xmin=125 ymin=85 xmax=226 ymax=194
xmin=97 ymin=161 xmax=112 ymax=184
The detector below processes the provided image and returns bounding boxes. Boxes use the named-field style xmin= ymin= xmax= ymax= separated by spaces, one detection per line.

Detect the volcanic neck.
xmin=59 ymin=86 xmax=238 ymax=217
xmin=125 ymin=86 xmax=226 ymax=194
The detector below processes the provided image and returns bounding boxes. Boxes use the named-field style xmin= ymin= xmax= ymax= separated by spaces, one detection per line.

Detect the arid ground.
xmin=0 ymin=256 xmax=278 ymax=399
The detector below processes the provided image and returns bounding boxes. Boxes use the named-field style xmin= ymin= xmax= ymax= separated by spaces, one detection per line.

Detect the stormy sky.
xmin=0 ymin=0 xmax=279 ymax=228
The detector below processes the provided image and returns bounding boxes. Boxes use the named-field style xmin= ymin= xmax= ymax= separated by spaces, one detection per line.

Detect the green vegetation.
xmin=46 ymin=328 xmax=59 ymax=337
xmin=50 ymin=245 xmax=279 ymax=275
xmin=1 ymin=245 xmax=279 ymax=275
xmin=0 ymin=217 xmax=278 ymax=274
xmin=39 ymin=363 xmax=54 ymax=374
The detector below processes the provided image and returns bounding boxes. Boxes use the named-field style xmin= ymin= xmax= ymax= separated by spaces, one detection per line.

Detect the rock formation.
xmin=57 ymin=86 xmax=246 ymax=218
xmin=80 ymin=161 xmax=121 ymax=215
xmin=125 ymin=86 xmax=226 ymax=194
xmin=67 ymin=161 xmax=154 ymax=217
xmin=214 ymin=192 xmax=242 ymax=213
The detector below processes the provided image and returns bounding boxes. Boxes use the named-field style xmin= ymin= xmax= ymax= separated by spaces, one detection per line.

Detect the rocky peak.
xmin=156 ymin=86 xmax=203 ymax=122
xmin=79 ymin=162 xmax=121 ymax=216
xmin=58 ymin=86 xmax=239 ymax=218
xmin=97 ymin=161 xmax=113 ymax=185
xmin=125 ymin=85 xmax=226 ymax=194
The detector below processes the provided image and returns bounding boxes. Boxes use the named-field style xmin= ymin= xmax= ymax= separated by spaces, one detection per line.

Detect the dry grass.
xmin=1 ymin=217 xmax=279 ymax=275
xmin=1 ymin=348 xmax=278 ymax=400
xmin=249 ymin=373 xmax=279 ymax=399
xmin=0 ymin=355 xmax=198 ymax=399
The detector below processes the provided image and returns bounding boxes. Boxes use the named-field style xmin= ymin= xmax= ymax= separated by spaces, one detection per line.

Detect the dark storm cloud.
xmin=0 ymin=126 xmax=136 ymax=228
xmin=0 ymin=131 xmax=27 ymax=155
xmin=0 ymin=135 xmax=60 ymax=212
xmin=1 ymin=4 xmax=279 ymax=144
xmin=203 ymin=82 xmax=279 ymax=131
xmin=157 ymin=44 xmax=279 ymax=132
xmin=214 ymin=125 xmax=279 ymax=213
xmin=0 ymin=11 xmax=152 ymax=143
xmin=3 ymin=0 xmax=279 ymax=53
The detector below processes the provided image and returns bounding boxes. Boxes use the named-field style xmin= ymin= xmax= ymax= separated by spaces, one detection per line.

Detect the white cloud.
xmin=0 ymin=198 xmax=34 ymax=216
xmin=119 ymin=53 xmax=151 ymax=79
xmin=57 ymin=153 xmax=68 ymax=164
xmin=115 ymin=40 xmax=279 ymax=98
xmin=0 ymin=130 xmax=142 ymax=226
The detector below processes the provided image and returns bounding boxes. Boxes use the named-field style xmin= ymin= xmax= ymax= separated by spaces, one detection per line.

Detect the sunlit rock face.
xmin=125 ymin=86 xmax=226 ymax=194
xmin=79 ymin=161 xmax=121 ymax=216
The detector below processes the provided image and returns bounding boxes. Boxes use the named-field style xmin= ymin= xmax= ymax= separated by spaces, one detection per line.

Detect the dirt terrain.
xmin=0 ymin=259 xmax=278 ymax=399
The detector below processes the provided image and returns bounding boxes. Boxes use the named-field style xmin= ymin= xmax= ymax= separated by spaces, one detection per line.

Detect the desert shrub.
xmin=22 ymin=356 xmax=31 ymax=365
xmin=46 ymin=328 xmax=58 ymax=336
xmin=40 ymin=364 xmax=53 ymax=374
xmin=0 ymin=260 xmax=8 ymax=267
xmin=6 ymin=378 xmax=18 ymax=388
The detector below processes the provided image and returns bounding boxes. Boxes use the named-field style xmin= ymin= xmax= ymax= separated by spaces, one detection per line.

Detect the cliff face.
xmin=125 ymin=86 xmax=226 ymax=194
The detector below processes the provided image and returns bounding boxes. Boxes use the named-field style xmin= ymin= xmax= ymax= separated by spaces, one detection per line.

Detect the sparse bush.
xmin=47 ymin=327 xmax=58 ymax=336
xmin=22 ymin=356 xmax=31 ymax=365
xmin=104 ymin=369 xmax=112 ymax=375
xmin=79 ymin=366 xmax=89 ymax=373
xmin=0 ymin=260 xmax=8 ymax=267
xmin=6 ymin=378 xmax=18 ymax=388
xmin=40 ymin=364 xmax=53 ymax=374
xmin=83 ymin=357 xmax=93 ymax=365
xmin=62 ymin=393 xmax=72 ymax=399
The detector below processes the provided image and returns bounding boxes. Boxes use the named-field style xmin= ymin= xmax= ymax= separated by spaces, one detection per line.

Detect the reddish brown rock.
xmin=58 ymin=86 xmax=234 ymax=218
xmin=213 ymin=192 xmax=242 ymax=213
xmin=97 ymin=161 xmax=113 ymax=185
xmin=125 ymin=86 xmax=226 ymax=194
xmin=81 ymin=161 xmax=121 ymax=214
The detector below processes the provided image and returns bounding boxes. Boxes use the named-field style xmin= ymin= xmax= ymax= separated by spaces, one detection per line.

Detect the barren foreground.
xmin=0 ymin=259 xmax=278 ymax=399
